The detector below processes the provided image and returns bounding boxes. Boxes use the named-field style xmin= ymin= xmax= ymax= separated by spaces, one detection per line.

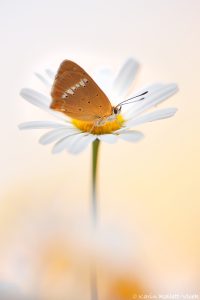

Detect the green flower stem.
xmin=91 ymin=139 xmax=100 ymax=227
xmin=90 ymin=139 xmax=100 ymax=300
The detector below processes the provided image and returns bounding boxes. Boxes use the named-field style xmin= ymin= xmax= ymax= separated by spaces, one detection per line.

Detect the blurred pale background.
xmin=0 ymin=0 xmax=200 ymax=299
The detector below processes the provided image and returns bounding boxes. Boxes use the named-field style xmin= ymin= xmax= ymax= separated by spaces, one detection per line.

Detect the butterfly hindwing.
xmin=51 ymin=60 xmax=112 ymax=122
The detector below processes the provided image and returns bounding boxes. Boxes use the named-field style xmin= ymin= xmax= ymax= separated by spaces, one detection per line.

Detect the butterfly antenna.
xmin=117 ymin=91 xmax=148 ymax=107
xmin=120 ymin=97 xmax=145 ymax=106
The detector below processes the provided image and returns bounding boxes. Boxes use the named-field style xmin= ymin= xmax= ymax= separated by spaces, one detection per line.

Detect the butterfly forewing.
xmin=50 ymin=60 xmax=112 ymax=122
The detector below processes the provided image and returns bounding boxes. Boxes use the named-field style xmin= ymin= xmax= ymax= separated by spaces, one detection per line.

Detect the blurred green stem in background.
xmin=90 ymin=138 xmax=100 ymax=300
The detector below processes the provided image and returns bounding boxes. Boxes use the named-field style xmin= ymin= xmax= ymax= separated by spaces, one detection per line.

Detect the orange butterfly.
xmin=50 ymin=60 xmax=147 ymax=127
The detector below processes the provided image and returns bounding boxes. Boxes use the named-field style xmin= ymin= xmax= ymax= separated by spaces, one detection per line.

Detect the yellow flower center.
xmin=72 ymin=115 xmax=124 ymax=134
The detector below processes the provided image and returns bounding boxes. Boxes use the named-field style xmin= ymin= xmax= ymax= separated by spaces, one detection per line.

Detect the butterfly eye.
xmin=114 ymin=107 xmax=118 ymax=114
xmin=113 ymin=106 xmax=121 ymax=115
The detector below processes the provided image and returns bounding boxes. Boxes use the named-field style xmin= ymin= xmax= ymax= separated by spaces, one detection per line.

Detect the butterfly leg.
xmin=85 ymin=117 xmax=104 ymax=135
xmin=84 ymin=120 xmax=98 ymax=136
xmin=88 ymin=122 xmax=97 ymax=134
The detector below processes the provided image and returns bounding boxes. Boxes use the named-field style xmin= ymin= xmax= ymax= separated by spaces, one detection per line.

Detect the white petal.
xmin=124 ymin=83 xmax=178 ymax=119
xmin=98 ymin=134 xmax=118 ymax=143
xmin=126 ymin=107 xmax=178 ymax=127
xmin=112 ymin=58 xmax=139 ymax=100
xmin=93 ymin=68 xmax=114 ymax=98
xmin=20 ymin=88 xmax=71 ymax=122
xmin=45 ymin=69 xmax=56 ymax=80
xmin=122 ymin=82 xmax=165 ymax=118
xmin=20 ymin=88 xmax=50 ymax=109
xmin=52 ymin=132 xmax=83 ymax=154
xmin=39 ymin=127 xmax=77 ymax=145
xmin=48 ymin=110 xmax=72 ymax=121
xmin=113 ymin=125 xmax=129 ymax=134
xmin=34 ymin=73 xmax=52 ymax=88
xmin=118 ymin=130 xmax=144 ymax=142
xmin=18 ymin=121 xmax=67 ymax=130
xmin=67 ymin=134 xmax=97 ymax=154
xmin=132 ymin=82 xmax=164 ymax=95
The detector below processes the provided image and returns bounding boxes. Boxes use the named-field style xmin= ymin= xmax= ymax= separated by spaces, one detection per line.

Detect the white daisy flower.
xmin=19 ymin=58 xmax=178 ymax=155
